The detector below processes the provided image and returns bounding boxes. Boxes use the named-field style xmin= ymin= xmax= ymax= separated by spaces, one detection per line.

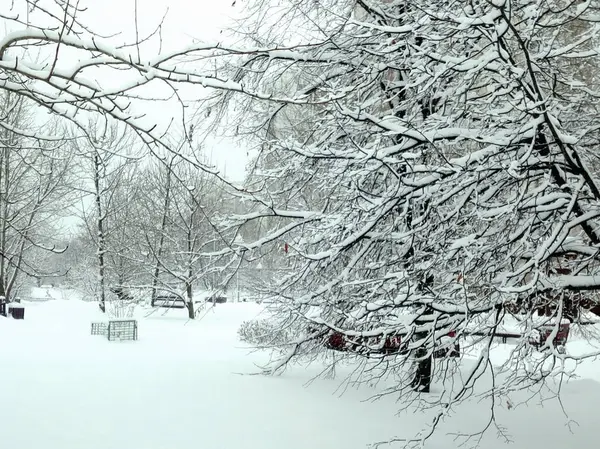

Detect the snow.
xmin=548 ymin=274 xmax=600 ymax=289
xmin=26 ymin=286 xmax=82 ymax=301
xmin=449 ymin=233 xmax=477 ymax=250
xmin=1 ymin=298 xmax=599 ymax=448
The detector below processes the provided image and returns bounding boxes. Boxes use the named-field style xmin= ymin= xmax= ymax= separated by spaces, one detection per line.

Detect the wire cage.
xmin=107 ymin=320 xmax=138 ymax=341
xmin=91 ymin=322 xmax=108 ymax=336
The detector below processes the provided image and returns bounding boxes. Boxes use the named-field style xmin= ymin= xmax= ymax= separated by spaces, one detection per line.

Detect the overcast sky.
xmin=1 ymin=0 xmax=254 ymax=235
xmin=93 ymin=0 xmax=248 ymax=183
xmin=5 ymin=0 xmax=249 ymax=183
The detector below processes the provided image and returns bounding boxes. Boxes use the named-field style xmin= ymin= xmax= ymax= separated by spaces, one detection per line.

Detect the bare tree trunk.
xmin=411 ymin=347 xmax=432 ymax=393
xmin=411 ymin=307 xmax=434 ymax=393
xmin=151 ymin=163 xmax=172 ymax=304
xmin=0 ymin=93 xmax=13 ymax=299
xmin=94 ymin=152 xmax=106 ymax=313
xmin=7 ymin=228 xmax=31 ymax=302
xmin=0 ymin=96 xmax=24 ymax=300
xmin=0 ymin=144 xmax=8 ymax=298
xmin=186 ymin=223 xmax=195 ymax=319
xmin=186 ymin=282 xmax=194 ymax=319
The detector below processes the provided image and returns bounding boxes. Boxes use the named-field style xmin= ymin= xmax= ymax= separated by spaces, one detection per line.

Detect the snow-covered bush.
xmin=105 ymin=300 xmax=135 ymax=320
xmin=238 ymin=318 xmax=294 ymax=347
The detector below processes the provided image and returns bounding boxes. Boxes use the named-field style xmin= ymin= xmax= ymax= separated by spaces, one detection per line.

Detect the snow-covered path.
xmin=1 ymin=299 xmax=599 ymax=449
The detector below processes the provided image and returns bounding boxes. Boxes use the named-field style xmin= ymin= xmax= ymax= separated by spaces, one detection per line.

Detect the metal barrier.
xmin=91 ymin=322 xmax=108 ymax=336
xmin=107 ymin=320 xmax=138 ymax=341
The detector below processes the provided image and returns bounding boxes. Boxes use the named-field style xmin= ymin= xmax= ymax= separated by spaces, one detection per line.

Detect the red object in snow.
xmin=327 ymin=332 xmax=346 ymax=350
xmin=383 ymin=335 xmax=402 ymax=351
xmin=325 ymin=332 xmax=409 ymax=355
xmin=284 ymin=243 xmax=289 ymax=253
xmin=433 ymin=330 xmax=460 ymax=358
xmin=531 ymin=323 xmax=570 ymax=351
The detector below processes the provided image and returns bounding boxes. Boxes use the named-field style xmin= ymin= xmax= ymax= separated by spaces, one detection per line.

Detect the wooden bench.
xmin=152 ymin=295 xmax=186 ymax=309
xmin=470 ymin=331 xmax=522 ymax=343
xmin=205 ymin=295 xmax=227 ymax=304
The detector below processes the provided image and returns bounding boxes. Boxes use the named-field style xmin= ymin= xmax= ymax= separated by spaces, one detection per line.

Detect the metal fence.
xmin=107 ymin=320 xmax=138 ymax=341
xmin=91 ymin=322 xmax=108 ymax=336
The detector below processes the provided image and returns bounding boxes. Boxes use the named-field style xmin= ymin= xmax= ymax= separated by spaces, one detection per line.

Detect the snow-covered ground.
xmin=23 ymin=286 xmax=83 ymax=302
xmin=1 ymin=299 xmax=599 ymax=449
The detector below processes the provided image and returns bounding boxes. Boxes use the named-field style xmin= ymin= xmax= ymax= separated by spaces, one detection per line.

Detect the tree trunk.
xmin=186 ymin=282 xmax=195 ymax=319
xmin=94 ymin=152 xmax=106 ymax=313
xmin=186 ymin=300 xmax=195 ymax=319
xmin=0 ymin=143 xmax=8 ymax=298
xmin=411 ymin=303 xmax=434 ymax=393
xmin=185 ymin=218 xmax=195 ymax=319
xmin=411 ymin=347 xmax=432 ymax=393
xmin=151 ymin=163 xmax=172 ymax=303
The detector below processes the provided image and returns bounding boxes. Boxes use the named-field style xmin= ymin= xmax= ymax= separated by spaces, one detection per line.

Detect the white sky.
xmin=1 ymin=0 xmax=254 ymax=235
xmin=81 ymin=0 xmax=235 ymax=44
xmin=7 ymin=0 xmax=250 ymax=183
xmin=93 ymin=0 xmax=248 ymax=183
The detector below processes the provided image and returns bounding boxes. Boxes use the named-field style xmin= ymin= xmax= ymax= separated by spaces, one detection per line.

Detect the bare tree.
xmin=140 ymin=158 xmax=230 ymax=318
xmin=74 ymin=123 xmax=137 ymax=312
xmin=0 ymin=92 xmax=73 ymax=301
xmin=205 ymin=0 xmax=600 ymax=444
xmin=137 ymin=156 xmax=176 ymax=305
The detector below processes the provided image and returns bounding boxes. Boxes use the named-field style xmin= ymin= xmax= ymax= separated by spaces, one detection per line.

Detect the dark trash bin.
xmin=9 ymin=305 xmax=25 ymax=320
xmin=0 ymin=301 xmax=6 ymax=317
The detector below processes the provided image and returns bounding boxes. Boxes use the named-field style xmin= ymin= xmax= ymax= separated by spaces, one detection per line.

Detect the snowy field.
xmin=1 ymin=299 xmax=599 ymax=449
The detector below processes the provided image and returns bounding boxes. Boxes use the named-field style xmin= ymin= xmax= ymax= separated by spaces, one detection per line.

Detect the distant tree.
xmin=136 ymin=157 xmax=176 ymax=305
xmin=0 ymin=92 xmax=73 ymax=301
xmin=140 ymin=158 xmax=230 ymax=318
xmin=73 ymin=123 xmax=138 ymax=312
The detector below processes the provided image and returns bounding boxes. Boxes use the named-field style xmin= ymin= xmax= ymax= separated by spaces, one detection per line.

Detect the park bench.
xmin=152 ymin=295 xmax=186 ymax=309
xmin=205 ymin=295 xmax=227 ymax=304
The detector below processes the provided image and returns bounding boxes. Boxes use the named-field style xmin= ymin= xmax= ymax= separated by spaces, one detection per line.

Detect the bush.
xmin=238 ymin=318 xmax=293 ymax=346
